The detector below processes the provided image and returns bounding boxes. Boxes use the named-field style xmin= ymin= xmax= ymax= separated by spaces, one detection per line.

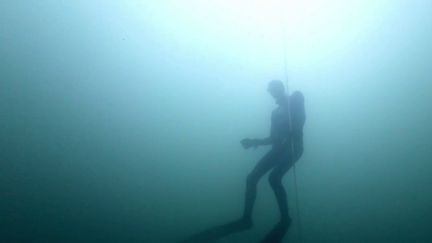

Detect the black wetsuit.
xmin=180 ymin=93 xmax=305 ymax=243
xmin=243 ymin=96 xmax=294 ymax=224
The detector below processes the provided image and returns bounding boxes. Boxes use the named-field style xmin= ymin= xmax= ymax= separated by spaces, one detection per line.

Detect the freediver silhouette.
xmin=180 ymin=80 xmax=305 ymax=243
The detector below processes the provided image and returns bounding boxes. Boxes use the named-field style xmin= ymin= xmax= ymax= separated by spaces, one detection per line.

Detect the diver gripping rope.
xmin=281 ymin=2 xmax=304 ymax=242
xmin=283 ymin=41 xmax=304 ymax=243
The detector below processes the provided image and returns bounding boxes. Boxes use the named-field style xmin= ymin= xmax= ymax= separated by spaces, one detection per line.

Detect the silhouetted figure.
xmin=180 ymin=80 xmax=305 ymax=243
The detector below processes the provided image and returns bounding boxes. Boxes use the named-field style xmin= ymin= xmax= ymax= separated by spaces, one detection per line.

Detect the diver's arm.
xmin=240 ymin=137 xmax=272 ymax=149
xmin=253 ymin=137 xmax=273 ymax=146
xmin=241 ymin=122 xmax=276 ymax=149
xmin=241 ymin=112 xmax=275 ymax=149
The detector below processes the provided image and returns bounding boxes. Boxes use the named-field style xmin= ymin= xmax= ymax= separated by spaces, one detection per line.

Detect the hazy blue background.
xmin=1 ymin=1 xmax=431 ymax=242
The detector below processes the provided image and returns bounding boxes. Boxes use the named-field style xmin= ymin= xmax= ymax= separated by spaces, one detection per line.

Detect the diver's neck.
xmin=276 ymin=95 xmax=288 ymax=107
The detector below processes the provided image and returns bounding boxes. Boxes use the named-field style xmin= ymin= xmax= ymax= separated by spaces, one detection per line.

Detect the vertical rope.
xmin=280 ymin=1 xmax=303 ymax=242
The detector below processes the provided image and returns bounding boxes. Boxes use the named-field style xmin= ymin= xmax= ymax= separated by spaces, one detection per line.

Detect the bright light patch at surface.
xmin=130 ymin=0 xmax=396 ymax=69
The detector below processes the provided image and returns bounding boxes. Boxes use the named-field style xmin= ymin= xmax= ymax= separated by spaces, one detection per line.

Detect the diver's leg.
xmin=242 ymin=151 xmax=278 ymax=223
xmin=268 ymin=159 xmax=294 ymax=224
xmin=260 ymin=161 xmax=294 ymax=243
xmin=181 ymin=154 xmax=276 ymax=243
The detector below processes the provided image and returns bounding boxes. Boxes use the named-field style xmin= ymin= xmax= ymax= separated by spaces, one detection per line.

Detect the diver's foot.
xmin=179 ymin=217 xmax=253 ymax=242
xmin=236 ymin=217 xmax=253 ymax=230
xmin=279 ymin=217 xmax=292 ymax=227
xmin=259 ymin=218 xmax=291 ymax=243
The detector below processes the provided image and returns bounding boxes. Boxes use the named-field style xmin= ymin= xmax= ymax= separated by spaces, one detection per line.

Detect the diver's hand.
xmin=241 ymin=138 xmax=257 ymax=149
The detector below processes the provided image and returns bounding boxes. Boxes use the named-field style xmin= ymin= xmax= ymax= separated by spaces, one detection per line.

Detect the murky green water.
xmin=1 ymin=1 xmax=431 ymax=242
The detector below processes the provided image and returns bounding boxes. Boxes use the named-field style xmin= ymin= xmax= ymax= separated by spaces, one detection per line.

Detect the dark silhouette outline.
xmin=180 ymin=81 xmax=305 ymax=243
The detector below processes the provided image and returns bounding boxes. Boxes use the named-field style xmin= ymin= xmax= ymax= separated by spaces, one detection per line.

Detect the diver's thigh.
xmin=249 ymin=150 xmax=278 ymax=178
xmin=272 ymin=152 xmax=294 ymax=177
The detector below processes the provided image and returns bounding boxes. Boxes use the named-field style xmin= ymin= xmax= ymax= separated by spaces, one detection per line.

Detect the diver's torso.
xmin=271 ymin=105 xmax=291 ymax=150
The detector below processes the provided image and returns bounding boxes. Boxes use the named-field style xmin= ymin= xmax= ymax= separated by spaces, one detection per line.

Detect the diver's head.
xmin=267 ymin=80 xmax=285 ymax=101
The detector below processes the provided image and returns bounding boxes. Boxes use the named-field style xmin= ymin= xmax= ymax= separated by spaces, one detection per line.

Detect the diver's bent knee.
xmin=268 ymin=174 xmax=283 ymax=188
xmin=246 ymin=173 xmax=259 ymax=186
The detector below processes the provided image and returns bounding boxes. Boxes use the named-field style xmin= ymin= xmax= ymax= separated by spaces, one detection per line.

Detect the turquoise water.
xmin=1 ymin=1 xmax=432 ymax=242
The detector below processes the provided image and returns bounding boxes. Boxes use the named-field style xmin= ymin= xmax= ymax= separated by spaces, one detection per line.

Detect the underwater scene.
xmin=1 ymin=1 xmax=432 ymax=242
